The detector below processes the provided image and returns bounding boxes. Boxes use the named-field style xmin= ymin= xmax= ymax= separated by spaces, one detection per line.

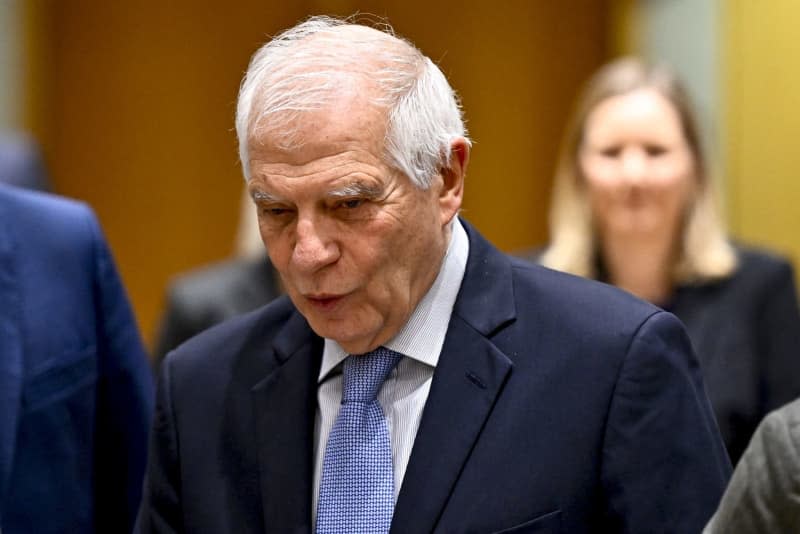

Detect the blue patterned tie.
xmin=316 ymin=347 xmax=402 ymax=534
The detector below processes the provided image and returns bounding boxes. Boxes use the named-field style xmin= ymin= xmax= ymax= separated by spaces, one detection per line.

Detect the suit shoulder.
xmin=762 ymin=397 xmax=800 ymax=443
xmin=503 ymin=257 xmax=673 ymax=373
xmin=161 ymin=296 xmax=311 ymax=403
xmin=165 ymin=296 xmax=296 ymax=372
xmin=0 ymin=134 xmax=51 ymax=191
xmin=693 ymin=244 xmax=800 ymax=307
xmin=1 ymin=185 xmax=97 ymax=235
xmin=0 ymin=186 xmax=102 ymax=264
xmin=510 ymin=245 xmax=545 ymax=263
xmin=510 ymin=257 xmax=659 ymax=323
xmin=733 ymin=244 xmax=795 ymax=282
xmin=1 ymin=184 xmax=89 ymax=215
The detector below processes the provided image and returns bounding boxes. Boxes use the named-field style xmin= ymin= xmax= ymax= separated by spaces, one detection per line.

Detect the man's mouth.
xmin=304 ymin=293 xmax=346 ymax=311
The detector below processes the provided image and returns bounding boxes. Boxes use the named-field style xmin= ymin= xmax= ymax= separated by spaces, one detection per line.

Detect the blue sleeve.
xmin=602 ymin=311 xmax=732 ymax=533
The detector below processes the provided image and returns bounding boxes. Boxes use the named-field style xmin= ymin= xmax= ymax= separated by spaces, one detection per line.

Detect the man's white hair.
xmin=235 ymin=15 xmax=469 ymax=189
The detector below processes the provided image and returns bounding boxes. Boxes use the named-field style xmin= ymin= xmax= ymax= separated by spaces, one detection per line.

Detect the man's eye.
xmin=339 ymin=198 xmax=364 ymax=209
xmin=262 ymin=206 xmax=291 ymax=217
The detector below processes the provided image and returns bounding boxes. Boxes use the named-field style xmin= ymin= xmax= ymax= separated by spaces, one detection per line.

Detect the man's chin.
xmin=306 ymin=320 xmax=379 ymax=354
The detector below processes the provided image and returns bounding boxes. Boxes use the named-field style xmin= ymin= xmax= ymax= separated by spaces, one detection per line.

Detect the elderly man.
xmin=136 ymin=16 xmax=730 ymax=533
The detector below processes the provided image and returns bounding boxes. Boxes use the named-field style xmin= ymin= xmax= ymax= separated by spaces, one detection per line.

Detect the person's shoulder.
xmin=0 ymin=133 xmax=51 ymax=191
xmin=504 ymin=256 xmax=671 ymax=363
xmin=160 ymin=295 xmax=310 ymax=400
xmin=510 ymin=255 xmax=658 ymax=318
xmin=0 ymin=185 xmax=98 ymax=238
xmin=736 ymin=397 xmax=800 ymax=498
xmin=511 ymin=244 xmax=545 ymax=263
xmin=760 ymin=397 xmax=800 ymax=445
xmin=733 ymin=242 xmax=795 ymax=281
xmin=165 ymin=255 xmax=275 ymax=309
xmin=706 ymin=397 xmax=800 ymax=534
xmin=0 ymin=185 xmax=99 ymax=248
xmin=0 ymin=184 xmax=91 ymax=219
xmin=169 ymin=256 xmax=262 ymax=293
xmin=463 ymin=221 xmax=660 ymax=336
xmin=164 ymin=295 xmax=298 ymax=375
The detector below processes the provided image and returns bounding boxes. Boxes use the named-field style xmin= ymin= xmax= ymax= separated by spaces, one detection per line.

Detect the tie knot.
xmin=342 ymin=347 xmax=402 ymax=403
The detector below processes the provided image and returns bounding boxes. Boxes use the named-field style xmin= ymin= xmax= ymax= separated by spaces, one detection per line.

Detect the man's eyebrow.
xmin=326 ymin=182 xmax=383 ymax=199
xmin=251 ymin=190 xmax=282 ymax=203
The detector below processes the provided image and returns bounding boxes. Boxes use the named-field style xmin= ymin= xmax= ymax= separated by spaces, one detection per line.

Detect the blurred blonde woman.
xmin=539 ymin=57 xmax=800 ymax=464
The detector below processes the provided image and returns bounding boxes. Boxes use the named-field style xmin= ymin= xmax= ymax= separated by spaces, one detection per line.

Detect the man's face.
xmin=247 ymin=96 xmax=460 ymax=354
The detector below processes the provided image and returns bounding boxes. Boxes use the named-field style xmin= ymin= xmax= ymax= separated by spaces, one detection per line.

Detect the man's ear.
xmin=438 ymin=137 xmax=469 ymax=225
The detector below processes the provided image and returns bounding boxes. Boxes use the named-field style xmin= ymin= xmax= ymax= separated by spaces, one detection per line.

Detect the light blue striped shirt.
xmin=313 ymin=218 xmax=469 ymax=519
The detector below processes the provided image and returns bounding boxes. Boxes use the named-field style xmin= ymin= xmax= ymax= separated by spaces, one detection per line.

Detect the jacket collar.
xmin=252 ymin=310 xmax=321 ymax=533
xmin=391 ymin=219 xmax=516 ymax=533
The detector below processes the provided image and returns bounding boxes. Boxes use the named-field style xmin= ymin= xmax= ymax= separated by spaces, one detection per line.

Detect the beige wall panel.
xmin=724 ymin=1 xmax=800 ymax=269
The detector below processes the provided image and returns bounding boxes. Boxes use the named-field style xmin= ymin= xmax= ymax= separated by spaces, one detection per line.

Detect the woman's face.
xmin=579 ymin=88 xmax=696 ymax=240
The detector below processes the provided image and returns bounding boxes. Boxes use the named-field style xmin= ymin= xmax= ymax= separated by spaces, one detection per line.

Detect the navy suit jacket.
xmin=521 ymin=244 xmax=800 ymax=464
xmin=0 ymin=185 xmax=154 ymax=533
xmin=137 ymin=220 xmax=730 ymax=533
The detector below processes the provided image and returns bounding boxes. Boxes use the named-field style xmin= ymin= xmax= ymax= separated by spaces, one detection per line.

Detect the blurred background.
xmin=1 ymin=0 xmax=797 ymax=353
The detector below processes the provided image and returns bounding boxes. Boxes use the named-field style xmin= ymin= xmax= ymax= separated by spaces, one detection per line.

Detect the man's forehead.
xmin=248 ymin=97 xmax=388 ymax=161
xmin=259 ymin=77 xmax=386 ymax=126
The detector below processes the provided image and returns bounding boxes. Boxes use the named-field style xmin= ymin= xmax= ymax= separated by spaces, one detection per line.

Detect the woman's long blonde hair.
xmin=541 ymin=57 xmax=736 ymax=284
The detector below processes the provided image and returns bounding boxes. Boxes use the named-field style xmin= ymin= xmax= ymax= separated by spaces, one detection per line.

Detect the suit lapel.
xmin=392 ymin=221 xmax=516 ymax=534
xmin=0 ymin=194 xmax=23 ymax=511
xmin=252 ymin=311 xmax=322 ymax=533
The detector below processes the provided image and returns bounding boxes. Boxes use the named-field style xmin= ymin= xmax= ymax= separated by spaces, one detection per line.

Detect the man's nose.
xmin=291 ymin=216 xmax=339 ymax=273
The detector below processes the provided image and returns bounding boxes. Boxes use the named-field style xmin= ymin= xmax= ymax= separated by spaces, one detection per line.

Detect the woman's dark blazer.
xmin=524 ymin=244 xmax=800 ymax=465
xmin=669 ymin=246 xmax=800 ymax=464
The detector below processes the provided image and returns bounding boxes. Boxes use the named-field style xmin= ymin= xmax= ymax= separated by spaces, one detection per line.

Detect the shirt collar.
xmin=318 ymin=218 xmax=469 ymax=382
